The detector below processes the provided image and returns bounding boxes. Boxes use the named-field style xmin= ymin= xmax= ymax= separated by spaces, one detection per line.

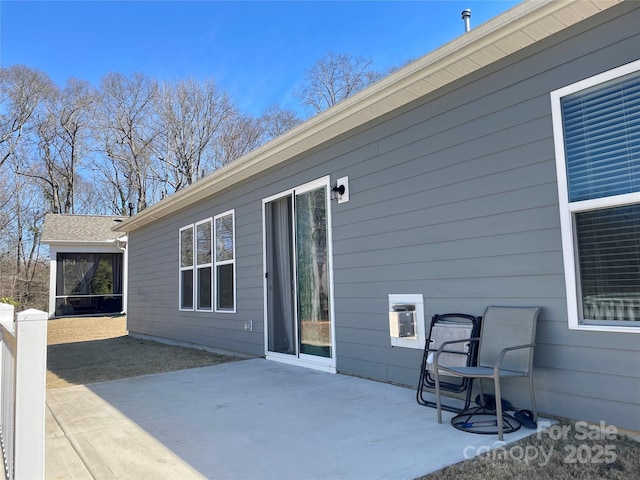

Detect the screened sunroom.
xmin=42 ymin=214 xmax=128 ymax=317
xmin=54 ymin=252 xmax=124 ymax=316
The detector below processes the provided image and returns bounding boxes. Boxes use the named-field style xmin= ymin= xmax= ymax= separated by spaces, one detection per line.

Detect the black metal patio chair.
xmin=417 ymin=313 xmax=481 ymax=412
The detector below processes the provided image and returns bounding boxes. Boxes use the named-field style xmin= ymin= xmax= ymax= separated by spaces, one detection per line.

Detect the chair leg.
xmin=494 ymin=376 xmax=504 ymax=441
xmin=434 ymin=368 xmax=442 ymax=424
xmin=528 ymin=374 xmax=538 ymax=422
xmin=463 ymin=378 xmax=474 ymax=410
xmin=477 ymin=379 xmax=485 ymax=407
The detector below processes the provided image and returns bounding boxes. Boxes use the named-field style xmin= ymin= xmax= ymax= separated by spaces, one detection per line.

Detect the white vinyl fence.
xmin=0 ymin=303 xmax=47 ymax=480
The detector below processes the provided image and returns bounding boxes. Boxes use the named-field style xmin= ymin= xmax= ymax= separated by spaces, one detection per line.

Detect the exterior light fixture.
xmin=331 ymin=176 xmax=349 ymax=203
xmin=331 ymin=184 xmax=345 ymax=198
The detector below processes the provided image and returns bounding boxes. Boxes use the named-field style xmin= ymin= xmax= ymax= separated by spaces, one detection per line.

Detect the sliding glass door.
xmin=264 ymin=178 xmax=334 ymax=371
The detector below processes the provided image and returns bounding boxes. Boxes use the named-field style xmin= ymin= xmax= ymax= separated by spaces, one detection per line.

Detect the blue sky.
xmin=1 ymin=0 xmax=520 ymax=116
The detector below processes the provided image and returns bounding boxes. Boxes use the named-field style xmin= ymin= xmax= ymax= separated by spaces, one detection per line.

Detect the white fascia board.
xmin=44 ymin=241 xmax=123 ymax=254
xmin=115 ymin=0 xmax=623 ymax=234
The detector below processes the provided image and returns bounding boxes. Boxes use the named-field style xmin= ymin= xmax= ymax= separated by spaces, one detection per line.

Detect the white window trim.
xmin=214 ymin=209 xmax=236 ymax=313
xmin=179 ymin=224 xmax=195 ymax=311
xmin=551 ymin=59 xmax=640 ymax=333
xmin=195 ymin=218 xmax=214 ymax=312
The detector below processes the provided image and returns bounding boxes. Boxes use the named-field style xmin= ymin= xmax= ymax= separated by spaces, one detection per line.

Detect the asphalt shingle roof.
xmin=41 ymin=214 xmax=128 ymax=244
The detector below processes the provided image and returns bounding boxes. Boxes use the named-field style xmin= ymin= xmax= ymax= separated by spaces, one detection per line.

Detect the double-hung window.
xmin=196 ymin=219 xmax=213 ymax=311
xmin=551 ymin=60 xmax=640 ymax=332
xmin=179 ymin=210 xmax=235 ymax=313
xmin=215 ymin=210 xmax=235 ymax=312
xmin=179 ymin=225 xmax=194 ymax=310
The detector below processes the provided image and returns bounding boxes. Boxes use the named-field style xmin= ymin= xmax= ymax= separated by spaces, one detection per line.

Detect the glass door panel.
xmin=296 ymin=186 xmax=331 ymax=358
xmin=265 ymin=196 xmax=296 ymax=355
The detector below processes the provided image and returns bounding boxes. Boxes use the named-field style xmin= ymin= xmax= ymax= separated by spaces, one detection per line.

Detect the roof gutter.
xmin=115 ymin=0 xmax=624 ymax=233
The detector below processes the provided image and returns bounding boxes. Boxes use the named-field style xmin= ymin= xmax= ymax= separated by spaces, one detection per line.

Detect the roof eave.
xmin=42 ymin=239 xmax=119 ymax=246
xmin=115 ymin=0 xmax=624 ymax=234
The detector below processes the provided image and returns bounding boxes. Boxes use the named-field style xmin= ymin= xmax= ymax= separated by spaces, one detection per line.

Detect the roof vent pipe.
xmin=461 ymin=9 xmax=471 ymax=32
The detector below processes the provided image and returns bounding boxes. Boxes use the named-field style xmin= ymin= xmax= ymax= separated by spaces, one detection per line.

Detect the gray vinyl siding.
xmin=127 ymin=3 xmax=640 ymax=431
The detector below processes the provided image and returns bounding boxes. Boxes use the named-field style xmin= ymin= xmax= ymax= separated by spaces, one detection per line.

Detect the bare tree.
xmin=15 ymin=78 xmax=95 ymax=214
xmin=155 ymin=78 xmax=234 ymax=195
xmin=0 ymin=66 xmax=53 ymax=308
xmin=259 ymin=104 xmax=303 ymax=141
xmin=0 ymin=167 xmax=48 ymax=309
xmin=93 ymin=72 xmax=159 ymax=214
xmin=213 ymin=111 xmax=264 ymax=168
xmin=295 ymin=52 xmax=383 ymax=114
xmin=0 ymin=173 xmax=12 ymax=233
xmin=0 ymin=65 xmax=54 ymax=168
xmin=90 ymin=158 xmax=131 ymax=215
xmin=30 ymin=102 xmax=66 ymax=212
xmin=54 ymin=78 xmax=95 ymax=212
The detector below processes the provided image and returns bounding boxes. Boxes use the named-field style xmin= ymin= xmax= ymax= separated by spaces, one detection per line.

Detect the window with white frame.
xmin=551 ymin=60 xmax=640 ymax=332
xmin=215 ymin=211 xmax=235 ymax=312
xmin=179 ymin=211 xmax=235 ymax=313
xmin=196 ymin=219 xmax=213 ymax=311
xmin=179 ymin=225 xmax=194 ymax=310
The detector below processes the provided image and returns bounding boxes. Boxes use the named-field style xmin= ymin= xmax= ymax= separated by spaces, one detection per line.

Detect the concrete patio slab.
xmin=46 ymin=359 xmax=541 ymax=479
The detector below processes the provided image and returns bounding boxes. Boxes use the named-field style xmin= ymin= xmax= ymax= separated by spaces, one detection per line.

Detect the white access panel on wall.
xmin=388 ymin=293 xmax=425 ymax=349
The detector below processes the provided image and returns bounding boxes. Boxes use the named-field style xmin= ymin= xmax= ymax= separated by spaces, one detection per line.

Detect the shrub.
xmin=0 ymin=297 xmax=19 ymax=307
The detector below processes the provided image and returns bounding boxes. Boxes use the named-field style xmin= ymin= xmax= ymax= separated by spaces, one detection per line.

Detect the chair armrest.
xmin=433 ymin=337 xmax=479 ymax=370
xmin=494 ymin=343 xmax=536 ymax=372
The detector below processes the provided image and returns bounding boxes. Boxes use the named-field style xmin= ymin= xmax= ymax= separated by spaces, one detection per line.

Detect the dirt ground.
xmin=47 ymin=315 xmax=240 ymax=389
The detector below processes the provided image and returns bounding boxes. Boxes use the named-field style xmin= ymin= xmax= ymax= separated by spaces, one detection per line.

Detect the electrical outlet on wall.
xmin=244 ymin=321 xmax=253 ymax=331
